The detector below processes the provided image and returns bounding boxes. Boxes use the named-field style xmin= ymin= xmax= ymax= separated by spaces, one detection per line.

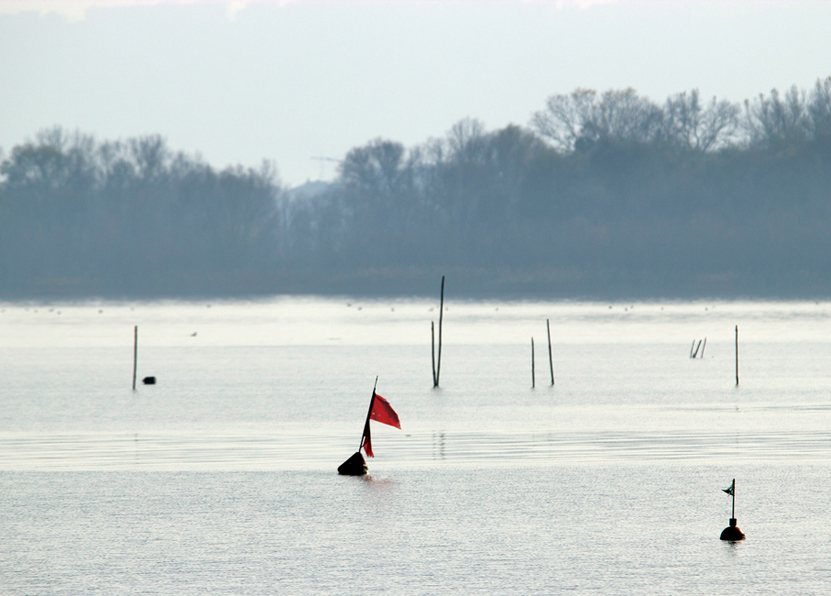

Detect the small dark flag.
xmin=723 ymin=479 xmax=735 ymax=496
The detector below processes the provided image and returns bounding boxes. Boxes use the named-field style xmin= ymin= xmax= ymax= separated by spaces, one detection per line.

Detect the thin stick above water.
xmin=434 ymin=275 xmax=445 ymax=388
xmin=132 ymin=325 xmax=138 ymax=391
xmin=547 ymin=319 xmax=554 ymax=386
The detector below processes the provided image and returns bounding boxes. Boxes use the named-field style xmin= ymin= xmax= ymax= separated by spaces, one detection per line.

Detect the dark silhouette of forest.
xmin=2 ymin=76 xmax=830 ymax=299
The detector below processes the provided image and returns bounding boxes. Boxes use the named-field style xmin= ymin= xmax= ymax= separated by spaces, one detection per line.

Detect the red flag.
xmin=360 ymin=392 xmax=401 ymax=458
xmin=369 ymin=394 xmax=401 ymax=429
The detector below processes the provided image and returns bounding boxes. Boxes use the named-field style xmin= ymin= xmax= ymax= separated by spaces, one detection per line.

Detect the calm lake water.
xmin=2 ymin=298 xmax=831 ymax=594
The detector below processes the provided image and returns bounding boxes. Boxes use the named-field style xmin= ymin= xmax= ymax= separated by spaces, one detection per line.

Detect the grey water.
xmin=2 ymin=299 xmax=831 ymax=594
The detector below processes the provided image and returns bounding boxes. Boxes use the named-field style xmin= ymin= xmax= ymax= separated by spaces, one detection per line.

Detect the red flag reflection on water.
xmin=361 ymin=392 xmax=400 ymax=458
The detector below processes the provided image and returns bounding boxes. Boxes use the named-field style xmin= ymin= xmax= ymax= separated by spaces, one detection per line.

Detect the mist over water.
xmin=2 ymin=298 xmax=831 ymax=593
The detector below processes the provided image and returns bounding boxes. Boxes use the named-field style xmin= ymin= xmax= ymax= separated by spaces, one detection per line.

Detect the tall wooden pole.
xmin=735 ymin=325 xmax=739 ymax=386
xmin=434 ymin=275 xmax=445 ymax=388
xmin=547 ymin=319 xmax=554 ymax=386
xmin=531 ymin=337 xmax=535 ymax=388
xmin=132 ymin=325 xmax=138 ymax=391
xmin=732 ymin=478 xmax=736 ymax=519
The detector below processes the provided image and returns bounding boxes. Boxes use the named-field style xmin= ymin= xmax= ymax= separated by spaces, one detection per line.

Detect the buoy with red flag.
xmin=338 ymin=377 xmax=401 ymax=475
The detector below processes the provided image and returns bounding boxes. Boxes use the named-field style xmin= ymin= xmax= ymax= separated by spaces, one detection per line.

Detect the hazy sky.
xmin=1 ymin=0 xmax=830 ymax=187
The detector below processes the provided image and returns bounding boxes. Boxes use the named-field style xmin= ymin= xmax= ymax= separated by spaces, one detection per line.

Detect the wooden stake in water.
xmin=547 ymin=319 xmax=554 ymax=386
xmin=132 ymin=325 xmax=138 ymax=391
xmin=531 ymin=337 xmax=536 ymax=388
xmin=433 ymin=275 xmax=445 ymax=388
xmin=735 ymin=325 xmax=739 ymax=386
xmin=431 ymin=321 xmax=436 ymax=387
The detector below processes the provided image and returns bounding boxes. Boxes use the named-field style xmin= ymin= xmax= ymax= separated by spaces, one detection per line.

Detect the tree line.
xmin=2 ymin=76 xmax=830 ymax=299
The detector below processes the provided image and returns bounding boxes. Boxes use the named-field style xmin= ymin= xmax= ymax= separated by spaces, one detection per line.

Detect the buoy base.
xmin=338 ymin=451 xmax=368 ymax=476
xmin=720 ymin=518 xmax=745 ymax=541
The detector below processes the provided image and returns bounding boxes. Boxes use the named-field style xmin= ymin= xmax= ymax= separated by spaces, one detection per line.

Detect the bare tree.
xmin=446 ymin=118 xmax=488 ymax=165
xmin=743 ymin=86 xmax=811 ymax=148
xmin=808 ymin=75 xmax=831 ymax=139
xmin=663 ymin=90 xmax=739 ymax=151
xmin=531 ymin=88 xmax=597 ymax=151
xmin=129 ymin=135 xmax=170 ymax=182
xmin=532 ymin=88 xmax=662 ymax=150
xmin=582 ymin=88 xmax=663 ymax=145
xmin=340 ymin=138 xmax=409 ymax=197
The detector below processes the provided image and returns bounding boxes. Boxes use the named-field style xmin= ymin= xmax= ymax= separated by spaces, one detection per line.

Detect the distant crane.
xmin=311 ymin=156 xmax=340 ymax=181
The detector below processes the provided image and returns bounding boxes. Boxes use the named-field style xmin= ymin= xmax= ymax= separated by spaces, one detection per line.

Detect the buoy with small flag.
xmin=338 ymin=377 xmax=401 ymax=475
xmin=719 ymin=478 xmax=746 ymax=541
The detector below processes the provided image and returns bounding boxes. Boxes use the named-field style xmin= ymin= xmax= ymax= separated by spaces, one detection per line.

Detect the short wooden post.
xmin=132 ymin=325 xmax=138 ymax=391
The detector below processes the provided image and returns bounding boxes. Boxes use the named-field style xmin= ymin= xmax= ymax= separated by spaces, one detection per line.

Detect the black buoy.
xmin=720 ymin=478 xmax=746 ymax=541
xmin=337 ymin=451 xmax=367 ymax=476
xmin=142 ymin=376 xmax=156 ymax=385
xmin=720 ymin=518 xmax=745 ymax=541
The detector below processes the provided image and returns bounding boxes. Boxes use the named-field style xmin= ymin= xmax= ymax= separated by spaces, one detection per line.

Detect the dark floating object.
xmin=720 ymin=518 xmax=746 ymax=542
xmin=338 ymin=451 xmax=367 ymax=476
xmin=720 ymin=478 xmax=746 ymax=541
xmin=142 ymin=376 xmax=156 ymax=385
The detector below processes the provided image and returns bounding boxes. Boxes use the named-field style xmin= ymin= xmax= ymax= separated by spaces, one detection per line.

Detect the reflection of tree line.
xmin=2 ymin=77 xmax=830 ymax=298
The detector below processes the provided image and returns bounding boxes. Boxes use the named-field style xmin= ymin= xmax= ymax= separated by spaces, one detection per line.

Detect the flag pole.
xmin=359 ymin=376 xmax=379 ymax=451
xmin=720 ymin=477 xmax=745 ymax=540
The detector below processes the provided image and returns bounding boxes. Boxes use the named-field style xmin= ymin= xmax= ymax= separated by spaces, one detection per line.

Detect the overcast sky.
xmin=1 ymin=0 xmax=830 ymax=187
